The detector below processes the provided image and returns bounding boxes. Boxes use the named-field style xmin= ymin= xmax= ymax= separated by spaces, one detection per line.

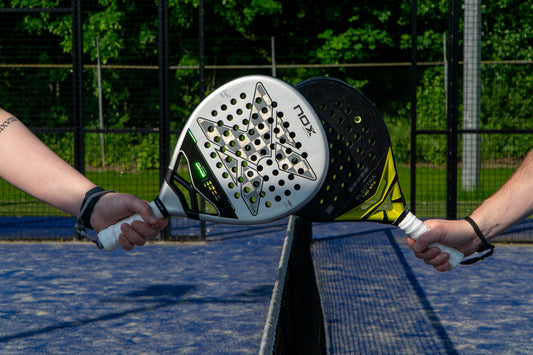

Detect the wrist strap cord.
xmin=460 ymin=216 xmax=495 ymax=265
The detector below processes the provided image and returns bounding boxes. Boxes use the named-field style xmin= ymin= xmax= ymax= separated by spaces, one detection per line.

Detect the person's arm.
xmin=0 ymin=109 xmax=166 ymax=250
xmin=407 ymin=148 xmax=533 ymax=271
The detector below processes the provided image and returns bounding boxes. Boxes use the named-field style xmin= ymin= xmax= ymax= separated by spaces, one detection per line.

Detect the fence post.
xmin=462 ymin=0 xmax=482 ymax=191
xmin=71 ymin=0 xmax=84 ymax=174
xmin=446 ymin=0 xmax=460 ymax=220
xmin=410 ymin=0 xmax=418 ymax=214
xmin=158 ymin=0 xmax=170 ymax=239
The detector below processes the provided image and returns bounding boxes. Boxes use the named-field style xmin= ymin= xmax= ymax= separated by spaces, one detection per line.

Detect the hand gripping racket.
xmin=295 ymin=77 xmax=464 ymax=269
xmin=98 ymin=75 xmax=329 ymax=251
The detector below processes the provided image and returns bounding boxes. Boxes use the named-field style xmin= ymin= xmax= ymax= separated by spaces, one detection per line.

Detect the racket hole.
xmin=247 ymin=171 xmax=254 ymax=177
xmin=242 ymin=161 xmax=248 ymax=167
xmin=263 ymin=175 xmax=270 ymax=182
xmin=278 ymin=180 xmax=285 ymax=186
xmin=273 ymin=127 xmax=280 ymax=134
xmin=295 ymin=142 xmax=302 ymax=149
xmin=251 ymin=155 xmax=258 ymax=161
xmin=247 ymin=103 xmax=253 ymax=109
xmin=282 ymin=164 xmax=289 ymax=170
xmin=256 ymin=97 xmax=263 ymax=104
xmin=204 ymin=142 xmax=211 ymax=148
xmin=288 ymin=174 xmax=295 ymax=180
xmin=294 ymin=184 xmax=301 ymax=190
xmin=272 ymin=101 xmax=278 ymax=108
xmin=210 ymin=152 xmax=217 ymax=158
xmin=289 ymin=132 xmax=296 ymax=138
xmin=276 ymin=112 xmax=283 ymax=118
xmin=212 ymin=110 xmax=218 ymax=117
xmin=222 ymin=172 xmax=229 ymax=178
xmin=302 ymin=152 xmax=308 ymax=158
xmin=250 ymin=196 xmax=257 ymax=203
xmin=228 ymin=182 xmax=235 ymax=188
xmin=216 ymin=162 xmax=223 ymax=168
xmin=242 ymin=119 xmax=249 ymax=125
xmin=252 ymin=113 xmax=259 ymax=120
xmin=275 ymin=196 xmax=282 ymax=202
xmin=234 ymin=192 xmax=241 ymax=198
xmin=272 ymin=170 xmax=279 ymax=176
xmin=354 ymin=115 xmax=362 ymax=123
xmin=227 ymin=114 xmax=233 ymax=121
xmin=240 ymin=93 xmax=246 ymax=99
xmin=268 ymin=117 xmax=275 ymax=123
xmin=267 ymin=159 xmax=273 ymax=166
xmin=297 ymin=168 xmax=304 ymax=174
xmin=230 ymin=99 xmax=237 ymax=105
xmin=261 ymin=107 xmax=268 ymax=114
xmin=269 ymin=185 xmax=275 ymax=192
xmin=244 ymin=187 xmax=250 ymax=193
xmin=263 ymin=133 xmax=270 ymax=141
xmin=237 ymin=109 xmax=243 ymax=115
xmin=284 ymin=190 xmax=291 ymax=196
xmin=221 ymin=104 xmax=227 ymax=111
xmin=265 ymin=201 xmax=272 ymax=207
xmin=217 ymin=120 xmax=224 ymax=126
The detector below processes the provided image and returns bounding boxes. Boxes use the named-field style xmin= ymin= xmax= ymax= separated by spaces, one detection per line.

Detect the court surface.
xmin=1 ymin=219 xmax=533 ymax=354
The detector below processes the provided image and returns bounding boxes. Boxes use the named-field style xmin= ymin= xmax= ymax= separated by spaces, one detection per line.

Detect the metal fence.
xmin=0 ymin=1 xmax=531 ymax=240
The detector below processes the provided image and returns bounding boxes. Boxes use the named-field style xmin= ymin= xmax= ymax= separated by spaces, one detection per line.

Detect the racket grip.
xmin=398 ymin=211 xmax=464 ymax=269
xmin=97 ymin=201 xmax=162 ymax=251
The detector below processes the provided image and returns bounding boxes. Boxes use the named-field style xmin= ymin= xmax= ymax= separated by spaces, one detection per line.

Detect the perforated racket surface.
xmin=295 ymin=77 xmax=464 ymax=268
xmin=294 ymin=77 xmax=391 ymax=221
xmin=98 ymin=75 xmax=328 ymax=250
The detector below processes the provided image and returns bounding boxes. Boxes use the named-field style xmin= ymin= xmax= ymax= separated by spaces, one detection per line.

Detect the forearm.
xmin=0 ymin=110 xmax=95 ymax=216
xmin=470 ymin=149 xmax=533 ymax=240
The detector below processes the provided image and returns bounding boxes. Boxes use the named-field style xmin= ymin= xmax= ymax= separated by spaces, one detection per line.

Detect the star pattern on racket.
xmin=197 ymin=81 xmax=317 ymax=215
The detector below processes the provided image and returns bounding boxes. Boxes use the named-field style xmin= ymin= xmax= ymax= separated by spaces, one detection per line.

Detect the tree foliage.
xmin=0 ymin=0 xmax=531 ymax=166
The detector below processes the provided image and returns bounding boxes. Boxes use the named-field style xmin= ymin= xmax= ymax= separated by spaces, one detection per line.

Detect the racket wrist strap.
xmin=75 ymin=187 xmax=114 ymax=248
xmin=460 ymin=216 xmax=495 ymax=265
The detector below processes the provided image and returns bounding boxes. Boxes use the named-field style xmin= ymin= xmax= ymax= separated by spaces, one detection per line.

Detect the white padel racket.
xmin=98 ymin=75 xmax=329 ymax=250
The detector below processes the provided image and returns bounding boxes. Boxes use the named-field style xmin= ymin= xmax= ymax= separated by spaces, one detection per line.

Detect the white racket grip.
xmin=398 ymin=211 xmax=464 ymax=269
xmin=97 ymin=201 xmax=163 ymax=251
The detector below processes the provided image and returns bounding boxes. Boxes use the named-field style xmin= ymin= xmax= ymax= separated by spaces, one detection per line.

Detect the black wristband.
xmin=460 ymin=216 xmax=495 ymax=265
xmin=75 ymin=187 xmax=114 ymax=248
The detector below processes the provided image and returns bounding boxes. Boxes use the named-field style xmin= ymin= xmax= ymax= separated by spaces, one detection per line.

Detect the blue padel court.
xmin=1 ymin=218 xmax=533 ymax=354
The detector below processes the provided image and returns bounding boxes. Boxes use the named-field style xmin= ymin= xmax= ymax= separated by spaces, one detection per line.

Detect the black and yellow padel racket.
xmin=295 ymin=77 xmax=463 ymax=268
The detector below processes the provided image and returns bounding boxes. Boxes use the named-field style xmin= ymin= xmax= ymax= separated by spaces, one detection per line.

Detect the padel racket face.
xmin=158 ymin=75 xmax=329 ymax=224
xmin=295 ymin=77 xmax=405 ymax=222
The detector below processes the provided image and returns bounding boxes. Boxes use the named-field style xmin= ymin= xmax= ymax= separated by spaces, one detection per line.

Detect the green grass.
xmin=0 ymin=166 xmax=515 ymax=218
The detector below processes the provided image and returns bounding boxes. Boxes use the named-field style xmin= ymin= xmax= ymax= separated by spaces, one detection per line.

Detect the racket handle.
xmin=97 ymin=201 xmax=163 ymax=251
xmin=398 ymin=211 xmax=464 ymax=269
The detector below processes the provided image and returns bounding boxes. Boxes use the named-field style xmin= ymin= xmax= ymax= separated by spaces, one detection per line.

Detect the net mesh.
xmin=260 ymin=216 xmax=326 ymax=354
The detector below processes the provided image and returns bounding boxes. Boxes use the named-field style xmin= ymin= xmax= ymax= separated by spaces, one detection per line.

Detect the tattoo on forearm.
xmin=0 ymin=116 xmax=17 ymax=134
